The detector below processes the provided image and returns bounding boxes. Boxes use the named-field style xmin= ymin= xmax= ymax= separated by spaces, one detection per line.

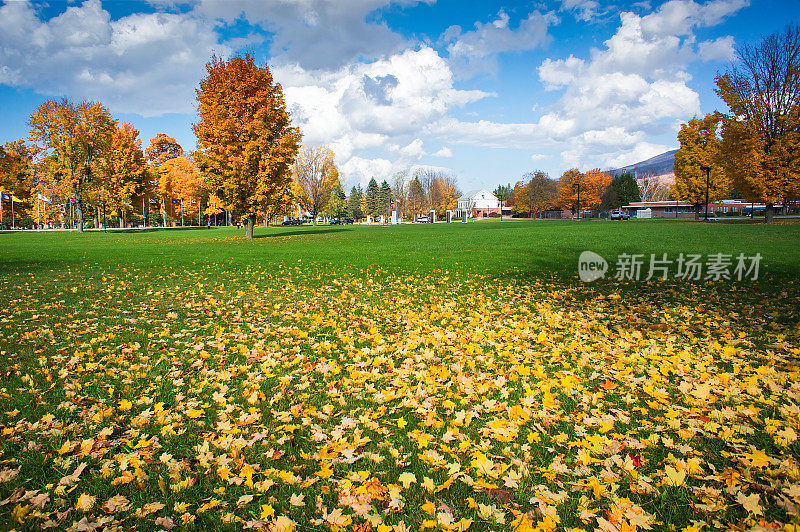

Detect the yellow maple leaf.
xmin=118 ymin=399 xmax=132 ymax=412
xmin=398 ymin=471 xmax=416 ymax=488
xmin=664 ymin=465 xmax=686 ymax=486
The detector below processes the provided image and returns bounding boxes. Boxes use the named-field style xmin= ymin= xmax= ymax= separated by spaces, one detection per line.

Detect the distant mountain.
xmin=608 ymin=149 xmax=678 ymax=177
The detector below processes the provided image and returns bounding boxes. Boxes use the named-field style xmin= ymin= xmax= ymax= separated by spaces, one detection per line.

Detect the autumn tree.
xmin=514 ymin=171 xmax=557 ymax=218
xmin=146 ymin=134 xmax=183 ymax=167
xmin=674 ymin=113 xmax=730 ymax=214
xmin=557 ymin=168 xmax=609 ymax=216
xmin=194 ymin=54 xmax=301 ymax=238
xmin=408 ymin=177 xmax=425 ymax=215
xmin=716 ymin=24 xmax=800 ymax=223
xmin=0 ymin=140 xmax=34 ymax=221
xmin=390 ymin=171 xmax=407 ymax=218
xmin=293 ymin=145 xmax=339 ymax=224
xmin=28 ymin=99 xmax=116 ymax=232
xmin=99 ymin=122 xmax=149 ymax=226
xmin=158 ymin=157 xmax=204 ymax=224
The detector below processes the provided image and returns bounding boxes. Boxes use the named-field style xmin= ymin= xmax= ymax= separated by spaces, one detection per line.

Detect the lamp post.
xmin=700 ymin=165 xmax=711 ymax=221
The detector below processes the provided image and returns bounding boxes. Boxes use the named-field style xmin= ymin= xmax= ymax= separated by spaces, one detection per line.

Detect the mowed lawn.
xmin=0 ymin=220 xmax=798 ymax=532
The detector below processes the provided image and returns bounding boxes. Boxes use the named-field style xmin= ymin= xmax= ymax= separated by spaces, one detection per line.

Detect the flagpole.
xmin=181 ymin=199 xmax=184 ymax=227
xmin=37 ymin=197 xmax=40 ymax=229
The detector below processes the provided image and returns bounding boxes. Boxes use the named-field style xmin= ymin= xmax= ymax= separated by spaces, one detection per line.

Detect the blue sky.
xmin=0 ymin=0 xmax=797 ymax=191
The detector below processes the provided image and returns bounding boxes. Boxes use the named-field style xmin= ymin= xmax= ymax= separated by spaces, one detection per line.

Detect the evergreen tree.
xmin=378 ymin=180 xmax=392 ymax=216
xmin=365 ymin=177 xmax=379 ymax=216
xmin=610 ymin=171 xmax=641 ymax=207
xmin=347 ymin=185 xmax=364 ymax=220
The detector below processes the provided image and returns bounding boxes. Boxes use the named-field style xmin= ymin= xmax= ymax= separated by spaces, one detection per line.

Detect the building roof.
xmin=458 ymin=189 xmax=497 ymax=202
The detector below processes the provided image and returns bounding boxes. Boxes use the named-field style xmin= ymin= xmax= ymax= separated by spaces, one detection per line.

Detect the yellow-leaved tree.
xmin=674 ymin=113 xmax=730 ymax=216
xmin=293 ymin=145 xmax=339 ymax=225
xmin=28 ymin=99 xmax=116 ymax=232
xmin=194 ymin=54 xmax=301 ymax=239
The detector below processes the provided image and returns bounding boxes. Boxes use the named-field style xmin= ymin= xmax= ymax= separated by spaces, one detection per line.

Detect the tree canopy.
xmin=194 ymin=54 xmax=301 ymax=238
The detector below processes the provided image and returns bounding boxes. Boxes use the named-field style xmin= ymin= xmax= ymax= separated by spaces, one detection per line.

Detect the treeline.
xmin=673 ymin=24 xmax=800 ymax=222
xmin=494 ymin=168 xmax=642 ymax=217
xmin=0 ymin=55 xmax=462 ymax=233
xmin=338 ymin=169 xmax=460 ymax=221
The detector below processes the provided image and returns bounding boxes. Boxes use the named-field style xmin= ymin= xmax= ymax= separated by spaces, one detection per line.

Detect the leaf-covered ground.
xmin=0 ymin=222 xmax=799 ymax=531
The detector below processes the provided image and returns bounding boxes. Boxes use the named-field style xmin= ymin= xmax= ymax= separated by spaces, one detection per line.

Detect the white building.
xmin=456 ymin=189 xmax=501 ymax=218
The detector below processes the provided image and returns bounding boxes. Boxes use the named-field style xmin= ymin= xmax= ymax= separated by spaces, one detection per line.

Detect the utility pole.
xmin=701 ymin=165 xmax=710 ymax=221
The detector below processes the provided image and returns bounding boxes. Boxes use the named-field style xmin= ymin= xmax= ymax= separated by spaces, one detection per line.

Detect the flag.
xmin=171 ymin=198 xmax=181 ymax=205
xmin=12 ymin=195 xmax=21 ymax=202
xmin=0 ymin=193 xmax=9 ymax=201
xmin=190 ymin=199 xmax=197 ymax=205
xmin=69 ymin=197 xmax=77 ymax=204
xmin=37 ymin=193 xmax=52 ymax=204
xmin=149 ymin=198 xmax=158 ymax=204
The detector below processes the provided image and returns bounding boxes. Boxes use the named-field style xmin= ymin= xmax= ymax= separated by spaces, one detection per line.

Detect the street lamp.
xmin=700 ymin=165 xmax=711 ymax=221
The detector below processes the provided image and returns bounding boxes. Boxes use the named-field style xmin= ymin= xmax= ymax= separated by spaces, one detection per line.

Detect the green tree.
xmin=674 ymin=113 xmax=729 ymax=215
xmin=493 ymin=184 xmax=514 ymax=204
xmin=347 ymin=186 xmax=364 ymax=220
xmin=194 ymin=54 xmax=301 ymax=238
xmin=365 ymin=177 xmax=379 ymax=217
xmin=378 ymin=180 xmax=392 ymax=217
xmin=610 ymin=171 xmax=641 ymax=207
xmin=323 ymin=181 xmax=347 ymax=220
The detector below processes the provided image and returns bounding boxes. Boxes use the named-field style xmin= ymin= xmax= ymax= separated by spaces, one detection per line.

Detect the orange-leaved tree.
xmin=28 ymin=99 xmax=116 ymax=232
xmin=194 ymin=54 xmax=301 ymax=239
xmin=146 ymin=134 xmax=183 ymax=167
xmin=158 ymin=157 xmax=204 ymax=224
xmin=99 ymin=122 xmax=150 ymax=226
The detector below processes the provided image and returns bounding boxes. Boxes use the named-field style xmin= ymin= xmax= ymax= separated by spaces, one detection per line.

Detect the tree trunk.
xmin=245 ymin=214 xmax=256 ymax=239
xmin=76 ymin=201 xmax=84 ymax=233
xmin=765 ymin=203 xmax=774 ymax=224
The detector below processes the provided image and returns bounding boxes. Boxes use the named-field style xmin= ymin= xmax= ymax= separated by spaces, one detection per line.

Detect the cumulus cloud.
xmin=276 ymin=46 xmax=491 ymax=166
xmin=433 ymin=146 xmax=453 ymax=158
xmin=535 ymin=0 xmax=745 ymax=167
xmin=0 ymin=0 xmax=229 ymax=116
xmin=442 ymin=9 xmax=558 ymax=77
xmin=192 ymin=0 xmax=425 ymax=70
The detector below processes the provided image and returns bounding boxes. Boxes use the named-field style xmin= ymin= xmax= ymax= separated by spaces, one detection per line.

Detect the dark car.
xmin=281 ymin=218 xmax=302 ymax=226
xmin=610 ymin=210 xmax=630 ymax=220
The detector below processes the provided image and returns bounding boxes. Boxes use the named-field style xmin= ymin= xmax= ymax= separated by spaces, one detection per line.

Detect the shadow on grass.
xmin=254 ymin=228 xmax=351 ymax=239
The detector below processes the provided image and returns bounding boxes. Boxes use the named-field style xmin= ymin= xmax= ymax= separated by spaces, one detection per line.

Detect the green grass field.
xmin=0 ymin=220 xmax=798 ymax=531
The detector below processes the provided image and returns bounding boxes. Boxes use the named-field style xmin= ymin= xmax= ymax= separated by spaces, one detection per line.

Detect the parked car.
xmin=330 ymin=217 xmax=354 ymax=225
xmin=610 ymin=210 xmax=630 ymax=220
xmin=416 ymin=215 xmax=432 ymax=223
xmin=281 ymin=218 xmax=303 ymax=226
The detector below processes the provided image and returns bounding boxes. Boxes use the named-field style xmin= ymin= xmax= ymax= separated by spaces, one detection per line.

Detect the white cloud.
xmin=193 ymin=0 xmax=425 ymax=70
xmin=443 ymin=9 xmax=558 ymax=77
xmin=560 ymin=0 xmax=601 ymax=21
xmin=433 ymin=146 xmax=453 ymax=158
xmin=530 ymin=153 xmax=548 ymax=161
xmin=698 ymin=35 xmax=735 ymax=61
xmin=278 ymin=46 xmax=491 ymax=164
xmin=604 ymin=142 xmax=672 ymax=168
xmin=535 ymin=0 xmax=745 ymax=167
xmin=0 ymin=0 xmax=229 ymax=116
